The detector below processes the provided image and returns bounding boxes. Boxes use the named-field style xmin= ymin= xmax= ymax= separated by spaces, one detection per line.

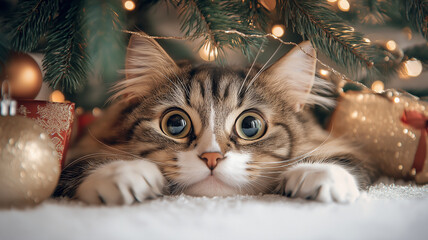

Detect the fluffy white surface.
xmin=1 ymin=178 xmax=427 ymax=240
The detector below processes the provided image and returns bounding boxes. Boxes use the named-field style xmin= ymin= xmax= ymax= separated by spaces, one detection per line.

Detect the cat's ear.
xmin=112 ymin=32 xmax=179 ymax=101
xmin=264 ymin=41 xmax=321 ymax=112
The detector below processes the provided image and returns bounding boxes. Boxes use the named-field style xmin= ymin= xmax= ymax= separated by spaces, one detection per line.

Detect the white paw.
xmin=279 ymin=163 xmax=360 ymax=203
xmin=76 ymin=160 xmax=166 ymax=205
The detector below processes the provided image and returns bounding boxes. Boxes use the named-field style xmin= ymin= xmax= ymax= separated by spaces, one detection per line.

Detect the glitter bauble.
xmin=0 ymin=116 xmax=59 ymax=208
xmin=330 ymin=90 xmax=428 ymax=184
xmin=0 ymin=52 xmax=43 ymax=99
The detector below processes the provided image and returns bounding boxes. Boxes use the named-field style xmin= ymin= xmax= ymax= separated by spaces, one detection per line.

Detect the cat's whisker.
xmin=251 ymin=130 xmax=334 ymax=167
xmin=245 ymin=43 xmax=282 ymax=93
xmin=238 ymin=42 xmax=264 ymax=95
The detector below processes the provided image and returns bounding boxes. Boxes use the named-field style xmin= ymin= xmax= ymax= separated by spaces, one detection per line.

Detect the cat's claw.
xmin=279 ymin=163 xmax=360 ymax=203
xmin=76 ymin=160 xmax=166 ymax=205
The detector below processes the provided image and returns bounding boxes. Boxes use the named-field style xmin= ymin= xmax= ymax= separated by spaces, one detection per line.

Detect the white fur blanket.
xmin=1 ymin=179 xmax=427 ymax=240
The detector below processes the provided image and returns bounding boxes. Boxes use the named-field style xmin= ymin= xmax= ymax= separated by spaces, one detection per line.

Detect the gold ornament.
xmin=0 ymin=116 xmax=60 ymax=208
xmin=0 ymin=52 xmax=43 ymax=99
xmin=330 ymin=89 xmax=428 ymax=184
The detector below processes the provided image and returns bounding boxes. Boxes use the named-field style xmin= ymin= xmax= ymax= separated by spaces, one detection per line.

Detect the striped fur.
xmin=54 ymin=34 xmax=379 ymax=204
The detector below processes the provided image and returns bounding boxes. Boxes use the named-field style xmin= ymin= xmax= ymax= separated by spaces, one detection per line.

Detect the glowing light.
xmin=92 ymin=107 xmax=102 ymax=117
xmin=385 ymin=40 xmax=397 ymax=51
xmin=363 ymin=38 xmax=371 ymax=43
xmin=271 ymin=24 xmax=285 ymax=38
xmin=371 ymin=80 xmax=384 ymax=93
xmin=49 ymin=90 xmax=65 ymax=103
xmin=402 ymin=59 xmax=423 ymax=78
xmin=124 ymin=1 xmax=136 ymax=11
xmin=319 ymin=69 xmax=330 ymax=77
xmin=393 ymin=97 xmax=400 ymax=103
xmin=199 ymin=42 xmax=218 ymax=62
xmin=338 ymin=0 xmax=350 ymax=12
xmin=327 ymin=0 xmax=337 ymax=2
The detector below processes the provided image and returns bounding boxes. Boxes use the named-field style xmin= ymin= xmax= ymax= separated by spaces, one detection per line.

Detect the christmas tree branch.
xmin=171 ymin=0 xmax=266 ymax=59
xmin=42 ymin=1 xmax=88 ymax=92
xmin=8 ymin=0 xmax=59 ymax=52
xmin=278 ymin=0 xmax=386 ymax=75
xmin=403 ymin=0 xmax=428 ymax=40
xmin=84 ymin=0 xmax=126 ymax=83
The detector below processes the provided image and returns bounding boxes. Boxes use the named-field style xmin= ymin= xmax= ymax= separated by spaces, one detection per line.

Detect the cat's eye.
xmin=235 ymin=111 xmax=266 ymax=140
xmin=160 ymin=109 xmax=192 ymax=138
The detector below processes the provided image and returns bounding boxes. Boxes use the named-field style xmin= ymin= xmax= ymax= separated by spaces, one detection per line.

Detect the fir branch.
xmin=83 ymin=0 xmax=126 ymax=83
xmin=278 ymin=0 xmax=386 ymax=75
xmin=171 ymin=0 xmax=266 ymax=59
xmin=8 ymin=0 xmax=59 ymax=52
xmin=0 ymin=33 xmax=10 ymax=72
xmin=42 ymin=0 xmax=87 ymax=92
xmin=403 ymin=0 xmax=428 ymax=40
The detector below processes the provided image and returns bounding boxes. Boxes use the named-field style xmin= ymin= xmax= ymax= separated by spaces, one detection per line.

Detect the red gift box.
xmin=17 ymin=100 xmax=75 ymax=168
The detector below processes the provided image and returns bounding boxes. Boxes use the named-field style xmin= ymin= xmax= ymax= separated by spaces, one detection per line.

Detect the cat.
xmin=53 ymin=33 xmax=378 ymax=205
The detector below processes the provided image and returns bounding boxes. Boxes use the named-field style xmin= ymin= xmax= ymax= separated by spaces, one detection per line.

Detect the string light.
xmin=338 ymin=0 xmax=350 ymax=12
xmin=199 ymin=42 xmax=218 ymax=62
xmin=327 ymin=0 xmax=337 ymax=2
xmin=401 ymin=59 xmax=423 ymax=78
xmin=92 ymin=107 xmax=102 ymax=117
xmin=385 ymin=40 xmax=397 ymax=51
xmin=371 ymin=80 xmax=384 ymax=93
xmin=363 ymin=38 xmax=371 ymax=43
xmin=271 ymin=24 xmax=285 ymax=38
xmin=319 ymin=69 xmax=330 ymax=77
xmin=49 ymin=90 xmax=65 ymax=103
xmin=124 ymin=0 xmax=136 ymax=11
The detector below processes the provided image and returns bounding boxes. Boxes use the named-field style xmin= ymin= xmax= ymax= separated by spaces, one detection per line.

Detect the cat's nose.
xmin=199 ymin=152 xmax=224 ymax=170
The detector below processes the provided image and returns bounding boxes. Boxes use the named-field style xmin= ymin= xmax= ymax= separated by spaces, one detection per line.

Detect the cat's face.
xmin=113 ymin=34 xmax=328 ymax=196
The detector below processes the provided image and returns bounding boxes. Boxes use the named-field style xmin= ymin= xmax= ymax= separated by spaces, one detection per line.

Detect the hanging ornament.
xmin=0 ymin=52 xmax=43 ymax=100
xmin=329 ymin=85 xmax=428 ymax=184
xmin=0 ymin=82 xmax=59 ymax=208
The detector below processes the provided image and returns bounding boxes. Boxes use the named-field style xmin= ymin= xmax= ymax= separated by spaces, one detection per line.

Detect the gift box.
xmin=329 ymin=89 xmax=428 ymax=184
xmin=17 ymin=100 xmax=75 ymax=168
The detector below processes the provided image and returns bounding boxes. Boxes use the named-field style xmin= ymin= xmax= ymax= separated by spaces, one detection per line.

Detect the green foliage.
xmin=403 ymin=0 xmax=428 ymax=40
xmin=171 ymin=0 xmax=266 ymax=60
xmin=0 ymin=33 xmax=10 ymax=73
xmin=83 ymin=0 xmax=126 ymax=83
xmin=8 ymin=0 xmax=59 ymax=52
xmin=42 ymin=0 xmax=87 ymax=92
xmin=278 ymin=0 xmax=388 ymax=77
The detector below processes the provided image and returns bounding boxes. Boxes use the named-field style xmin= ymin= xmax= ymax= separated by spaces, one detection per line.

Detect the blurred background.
xmin=0 ymin=0 xmax=427 ymax=114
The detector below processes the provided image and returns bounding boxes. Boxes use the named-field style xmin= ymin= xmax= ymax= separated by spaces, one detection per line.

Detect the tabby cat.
xmin=53 ymin=33 xmax=378 ymax=204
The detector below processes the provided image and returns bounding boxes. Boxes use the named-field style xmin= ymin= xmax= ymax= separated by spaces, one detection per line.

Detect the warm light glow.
xmin=402 ymin=59 xmax=423 ymax=78
xmin=338 ymin=0 xmax=350 ymax=12
xmin=327 ymin=0 xmax=337 ymax=2
xmin=199 ymin=42 xmax=218 ymax=62
xmin=393 ymin=97 xmax=400 ymax=103
xmin=49 ymin=90 xmax=65 ymax=103
xmin=363 ymin=38 xmax=371 ymax=43
xmin=385 ymin=40 xmax=397 ymax=51
xmin=92 ymin=107 xmax=102 ymax=117
xmin=371 ymin=80 xmax=384 ymax=93
xmin=75 ymin=107 xmax=84 ymax=116
xmin=319 ymin=69 xmax=330 ymax=77
xmin=271 ymin=24 xmax=285 ymax=38
xmin=124 ymin=0 xmax=136 ymax=11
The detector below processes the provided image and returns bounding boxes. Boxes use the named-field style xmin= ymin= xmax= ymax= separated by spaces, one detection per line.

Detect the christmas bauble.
xmin=0 ymin=116 xmax=60 ymax=208
xmin=330 ymin=89 xmax=428 ymax=184
xmin=0 ymin=52 xmax=43 ymax=99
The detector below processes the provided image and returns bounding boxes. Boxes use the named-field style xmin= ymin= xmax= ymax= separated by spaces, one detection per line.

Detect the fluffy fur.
xmin=53 ymin=34 xmax=379 ymax=204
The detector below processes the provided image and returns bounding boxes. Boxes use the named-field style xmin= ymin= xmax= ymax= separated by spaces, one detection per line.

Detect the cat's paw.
xmin=279 ymin=163 xmax=360 ymax=203
xmin=76 ymin=160 xmax=166 ymax=205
